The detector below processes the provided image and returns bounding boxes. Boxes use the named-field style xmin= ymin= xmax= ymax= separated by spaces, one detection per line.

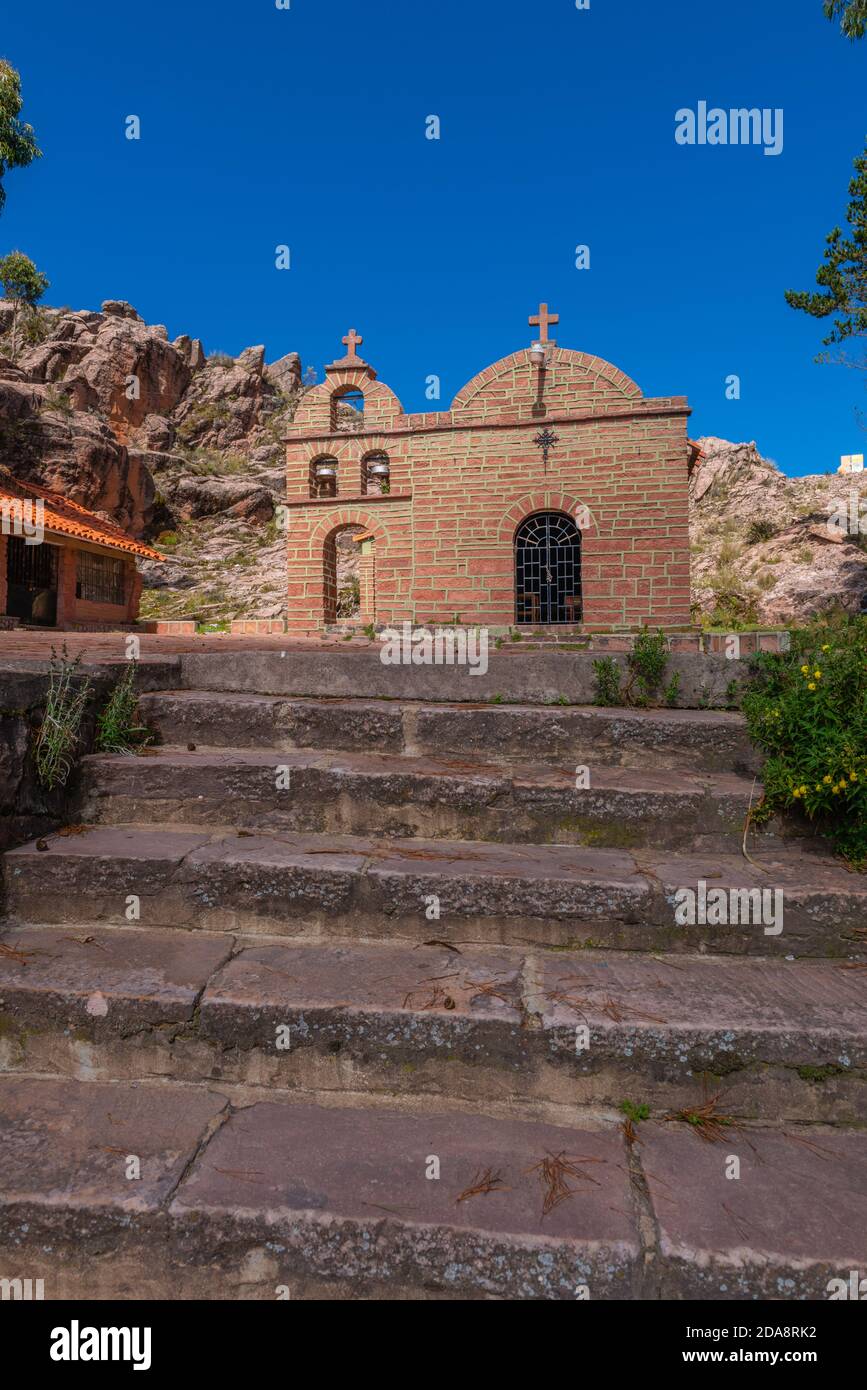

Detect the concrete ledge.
xmin=178 ymin=648 xmax=754 ymax=709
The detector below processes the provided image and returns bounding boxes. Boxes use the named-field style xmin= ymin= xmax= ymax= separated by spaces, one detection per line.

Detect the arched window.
xmin=331 ymin=387 xmax=365 ymax=433
xmin=310 ymin=455 xmax=339 ymax=498
xmin=362 ymin=451 xmax=390 ymax=495
xmin=514 ymin=512 xmax=582 ymax=625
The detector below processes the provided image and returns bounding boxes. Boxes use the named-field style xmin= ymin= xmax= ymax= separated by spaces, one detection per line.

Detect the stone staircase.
xmin=1 ymin=678 xmax=865 ymax=1300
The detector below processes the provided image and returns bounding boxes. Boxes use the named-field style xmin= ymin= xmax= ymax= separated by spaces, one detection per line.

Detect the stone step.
xmin=137 ymin=690 xmax=760 ymax=775
xmin=76 ymin=747 xmax=778 ymax=854
xmin=1 ymin=925 xmax=864 ymax=1124
xmin=175 ymin=646 xmax=751 ymax=711
xmin=4 ymin=825 xmax=864 ymax=957
xmin=1 ymin=1074 xmax=864 ymax=1299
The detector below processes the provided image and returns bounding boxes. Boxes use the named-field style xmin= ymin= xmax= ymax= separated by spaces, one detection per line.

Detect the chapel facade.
xmin=284 ymin=307 xmax=694 ymax=634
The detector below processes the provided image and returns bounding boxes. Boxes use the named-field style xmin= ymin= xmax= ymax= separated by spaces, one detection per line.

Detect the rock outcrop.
xmin=0 ymin=298 xmax=304 ymax=622
xmin=691 ymin=437 xmax=867 ymax=625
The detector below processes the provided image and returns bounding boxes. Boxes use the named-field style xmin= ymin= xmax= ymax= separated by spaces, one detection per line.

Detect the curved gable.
xmin=451 ymin=347 xmax=643 ymax=421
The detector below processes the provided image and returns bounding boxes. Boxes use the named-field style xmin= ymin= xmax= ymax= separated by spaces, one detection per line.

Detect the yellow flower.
xmin=792 ymin=787 xmax=801 ymax=799
xmin=815 ymin=784 xmax=822 ymax=792
xmin=851 ymin=773 xmax=859 ymax=782
xmin=807 ymin=682 xmax=816 ymax=691
xmin=800 ymin=665 xmax=810 ymax=675
xmin=821 ymin=644 xmax=830 ymax=652
xmin=832 ymin=786 xmax=841 ymax=795
xmin=824 ymin=775 xmax=833 ymax=784
xmin=813 ymin=670 xmax=822 ymax=679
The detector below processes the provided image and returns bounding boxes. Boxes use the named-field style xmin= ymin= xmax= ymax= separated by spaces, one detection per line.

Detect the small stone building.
xmin=286 ymin=308 xmax=695 ymax=633
xmin=0 ymin=473 xmax=160 ymax=629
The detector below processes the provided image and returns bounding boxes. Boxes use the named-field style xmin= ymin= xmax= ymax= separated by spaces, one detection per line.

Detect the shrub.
xmin=626 ymin=628 xmax=669 ymax=707
xmin=593 ymin=630 xmax=675 ymax=708
xmin=34 ymin=648 xmax=91 ymax=789
xmin=746 ymin=519 xmax=777 ymax=544
xmin=95 ymin=660 xmax=149 ymax=754
xmin=592 ymin=656 xmax=622 ymax=706
xmin=743 ymin=616 xmax=867 ymax=868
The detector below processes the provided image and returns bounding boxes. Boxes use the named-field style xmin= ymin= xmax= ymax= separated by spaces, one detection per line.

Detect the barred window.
xmin=76 ymin=551 xmax=125 ymax=605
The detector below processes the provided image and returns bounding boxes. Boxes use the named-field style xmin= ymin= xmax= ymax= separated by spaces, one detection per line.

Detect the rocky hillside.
xmin=1 ymin=299 xmax=865 ymax=628
xmin=0 ymin=298 xmax=302 ymax=623
xmin=690 ymin=437 xmax=867 ymax=626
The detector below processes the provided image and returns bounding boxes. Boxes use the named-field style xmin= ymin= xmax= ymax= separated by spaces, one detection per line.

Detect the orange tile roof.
xmin=0 ymin=473 xmax=162 ymax=560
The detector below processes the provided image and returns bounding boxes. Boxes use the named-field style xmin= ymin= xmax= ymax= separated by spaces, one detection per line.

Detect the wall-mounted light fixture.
xmin=530 ymin=340 xmax=547 ymax=369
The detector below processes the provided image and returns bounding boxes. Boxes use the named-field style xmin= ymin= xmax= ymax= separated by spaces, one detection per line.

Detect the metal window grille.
xmin=6 ymin=536 xmax=58 ymax=588
xmin=76 ymin=551 xmax=125 ymax=605
xmin=515 ymin=512 xmax=582 ymax=625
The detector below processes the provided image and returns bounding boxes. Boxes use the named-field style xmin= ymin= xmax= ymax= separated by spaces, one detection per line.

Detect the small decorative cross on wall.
xmin=534 ymin=426 xmax=559 ymax=472
xmin=342 ymin=328 xmax=363 ymax=359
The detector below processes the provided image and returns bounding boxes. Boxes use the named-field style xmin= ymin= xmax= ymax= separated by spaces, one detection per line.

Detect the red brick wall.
xmin=1 ymin=533 xmax=143 ymax=629
xmin=285 ymin=346 xmax=691 ymax=632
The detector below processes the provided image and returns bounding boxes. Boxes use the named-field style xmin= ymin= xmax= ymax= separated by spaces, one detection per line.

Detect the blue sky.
xmin=1 ymin=0 xmax=865 ymax=475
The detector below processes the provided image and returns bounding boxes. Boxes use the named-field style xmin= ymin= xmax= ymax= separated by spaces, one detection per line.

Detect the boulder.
xmin=101 ymin=300 xmax=142 ymax=321
xmin=265 ymin=351 xmax=302 ymax=395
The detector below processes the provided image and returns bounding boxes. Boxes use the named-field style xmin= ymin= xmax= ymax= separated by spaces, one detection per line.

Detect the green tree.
xmin=785 ymin=143 xmax=867 ymax=366
xmin=0 ymin=60 xmax=41 ymax=215
xmin=0 ymin=249 xmax=49 ymax=354
xmin=824 ymin=0 xmax=867 ymax=39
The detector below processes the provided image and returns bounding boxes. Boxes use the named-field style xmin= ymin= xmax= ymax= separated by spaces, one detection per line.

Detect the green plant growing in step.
xmin=663 ymin=671 xmax=681 ymax=708
xmin=626 ymin=627 xmax=669 ymax=707
xmin=619 ymin=1100 xmax=650 ymax=1125
xmin=490 ymin=692 xmax=504 ymax=704
xmin=94 ymin=660 xmax=150 ymax=754
xmin=361 ymin=622 xmax=377 ymax=640
xmin=34 ymin=647 xmax=91 ymax=790
xmin=592 ymin=656 xmax=622 ymax=706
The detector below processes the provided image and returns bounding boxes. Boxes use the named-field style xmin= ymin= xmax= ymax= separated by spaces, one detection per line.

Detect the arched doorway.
xmin=323 ymin=523 xmax=368 ymax=624
xmin=514 ymin=512 xmax=582 ymax=625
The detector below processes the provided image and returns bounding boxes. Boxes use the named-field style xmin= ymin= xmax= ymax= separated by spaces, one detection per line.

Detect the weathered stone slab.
xmin=0 ymin=924 xmax=232 ymax=1033
xmin=0 ymin=1075 xmax=227 ymax=1232
xmin=639 ymin=1121 xmax=867 ymax=1299
xmin=411 ymin=702 xmax=760 ymax=775
xmin=77 ymin=747 xmax=771 ymax=852
xmin=137 ymin=690 xmax=406 ymax=754
xmin=535 ymin=950 xmax=867 ymax=1071
xmin=198 ymin=940 xmax=524 ymax=1059
xmin=3 ymin=825 xmax=213 ymax=924
xmin=171 ymin=1099 xmax=639 ymax=1299
xmin=5 ymin=826 xmax=866 ymax=955
xmin=1 ymin=932 xmax=863 ymax=1123
xmin=178 ymin=648 xmax=750 ymax=711
xmin=138 ymin=690 xmax=759 ymax=773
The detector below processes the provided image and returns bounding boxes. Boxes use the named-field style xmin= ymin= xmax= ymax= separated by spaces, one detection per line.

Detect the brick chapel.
xmin=285 ymin=306 xmax=695 ymax=634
